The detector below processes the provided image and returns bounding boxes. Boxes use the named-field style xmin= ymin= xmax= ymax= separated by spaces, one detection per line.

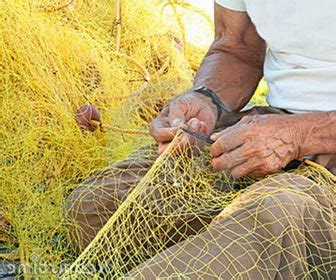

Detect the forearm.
xmin=295 ymin=112 xmax=336 ymax=156
xmin=191 ymin=5 xmax=266 ymax=112
xmin=193 ymin=41 xmax=264 ymax=112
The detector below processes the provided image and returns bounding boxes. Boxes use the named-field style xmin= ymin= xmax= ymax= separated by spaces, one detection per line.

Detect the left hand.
xmin=209 ymin=114 xmax=303 ymax=178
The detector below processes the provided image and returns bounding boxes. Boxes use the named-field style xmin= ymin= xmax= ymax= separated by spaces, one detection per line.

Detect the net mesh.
xmin=0 ymin=0 xmax=211 ymax=277
xmin=1 ymin=0 xmax=335 ymax=279
xmin=62 ymin=140 xmax=336 ymax=279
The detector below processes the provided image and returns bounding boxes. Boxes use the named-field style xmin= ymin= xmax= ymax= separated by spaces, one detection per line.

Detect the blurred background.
xmin=189 ymin=0 xmax=214 ymax=16
xmin=185 ymin=0 xmax=214 ymax=47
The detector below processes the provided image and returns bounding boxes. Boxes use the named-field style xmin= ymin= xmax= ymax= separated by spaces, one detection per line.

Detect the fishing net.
xmin=63 ymin=139 xmax=336 ymax=279
xmin=2 ymin=0 xmax=334 ymax=279
xmin=0 ymin=0 xmax=212 ymax=278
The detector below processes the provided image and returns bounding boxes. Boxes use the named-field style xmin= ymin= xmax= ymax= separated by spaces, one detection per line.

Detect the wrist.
xmin=293 ymin=112 xmax=336 ymax=157
xmin=268 ymin=114 xmax=306 ymax=159
xmin=191 ymin=86 xmax=232 ymax=120
xmin=289 ymin=114 xmax=317 ymax=158
xmin=191 ymin=90 xmax=218 ymax=119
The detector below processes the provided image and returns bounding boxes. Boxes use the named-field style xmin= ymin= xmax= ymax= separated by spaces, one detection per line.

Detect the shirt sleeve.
xmin=215 ymin=0 xmax=246 ymax=12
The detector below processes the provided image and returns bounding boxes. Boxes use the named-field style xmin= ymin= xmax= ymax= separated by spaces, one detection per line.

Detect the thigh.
xmin=65 ymin=145 xmax=158 ymax=252
xmin=128 ymin=173 xmax=336 ymax=279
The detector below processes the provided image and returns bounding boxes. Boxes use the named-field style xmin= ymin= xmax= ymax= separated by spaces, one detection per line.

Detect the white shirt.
xmin=216 ymin=0 xmax=336 ymax=113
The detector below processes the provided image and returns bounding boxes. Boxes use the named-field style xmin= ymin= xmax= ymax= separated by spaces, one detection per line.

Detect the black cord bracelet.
xmin=194 ymin=86 xmax=232 ymax=120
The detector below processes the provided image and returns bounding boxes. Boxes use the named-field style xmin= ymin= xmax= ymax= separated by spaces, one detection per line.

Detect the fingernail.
xmin=190 ymin=119 xmax=198 ymax=129
xmin=210 ymin=134 xmax=218 ymax=140
xmin=171 ymin=118 xmax=183 ymax=127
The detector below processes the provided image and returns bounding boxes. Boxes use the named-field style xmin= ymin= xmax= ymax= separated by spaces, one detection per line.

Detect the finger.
xmin=157 ymin=118 xmax=202 ymax=156
xmin=157 ymin=142 xmax=170 ymax=155
xmin=183 ymin=118 xmax=208 ymax=145
xmin=211 ymin=144 xmax=253 ymax=171
xmin=198 ymin=120 xmax=208 ymax=137
xmin=210 ymin=132 xmax=221 ymax=141
xmin=150 ymin=117 xmax=179 ymax=143
xmin=172 ymin=118 xmax=201 ymax=151
xmin=248 ymin=170 xmax=268 ymax=179
xmin=187 ymin=118 xmax=200 ymax=131
xmin=169 ymin=118 xmax=207 ymax=155
xmin=168 ymin=99 xmax=188 ymax=127
xmin=230 ymin=157 xmax=261 ymax=179
xmin=150 ymin=126 xmax=179 ymax=143
xmin=209 ymin=127 xmax=247 ymax=158
xmin=150 ymin=107 xmax=177 ymax=142
xmin=210 ymin=124 xmax=237 ymax=141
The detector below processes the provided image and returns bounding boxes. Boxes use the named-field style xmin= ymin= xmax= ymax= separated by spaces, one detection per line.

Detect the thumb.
xmin=168 ymin=99 xmax=187 ymax=127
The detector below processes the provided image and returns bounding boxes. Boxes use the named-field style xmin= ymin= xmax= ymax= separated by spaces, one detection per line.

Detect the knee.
xmin=255 ymin=173 xmax=316 ymax=208
xmin=250 ymin=173 xmax=315 ymax=194
xmin=65 ymin=182 xmax=120 ymax=252
xmin=65 ymin=185 xmax=87 ymax=221
xmin=248 ymin=174 xmax=319 ymax=234
xmin=213 ymin=173 xmax=314 ymax=225
xmin=65 ymin=181 xmax=121 ymax=226
xmin=64 ymin=184 xmax=94 ymax=252
xmin=65 ymin=183 xmax=96 ymax=242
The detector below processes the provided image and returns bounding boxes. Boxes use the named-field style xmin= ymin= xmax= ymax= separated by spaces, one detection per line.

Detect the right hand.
xmin=150 ymin=91 xmax=218 ymax=154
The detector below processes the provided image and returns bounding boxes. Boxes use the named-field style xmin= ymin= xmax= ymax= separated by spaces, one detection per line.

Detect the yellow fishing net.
xmin=1 ymin=0 xmax=335 ymax=279
xmin=0 ymin=0 xmax=208 ymax=277
xmin=61 ymin=137 xmax=335 ymax=279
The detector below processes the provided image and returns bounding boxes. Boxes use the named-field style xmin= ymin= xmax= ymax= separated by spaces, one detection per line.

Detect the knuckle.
xmin=258 ymin=149 xmax=272 ymax=158
xmin=175 ymin=97 xmax=189 ymax=108
xmin=220 ymin=140 xmax=231 ymax=152
xmin=216 ymin=136 xmax=226 ymax=148
xmin=263 ymin=158 xmax=277 ymax=171
xmin=249 ymin=144 xmax=262 ymax=155
xmin=261 ymin=158 xmax=270 ymax=167
xmin=221 ymin=154 xmax=233 ymax=169
xmin=248 ymin=156 xmax=259 ymax=168
xmin=240 ymin=115 xmax=260 ymax=130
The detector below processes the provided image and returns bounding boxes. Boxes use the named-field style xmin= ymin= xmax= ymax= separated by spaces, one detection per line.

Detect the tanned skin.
xmin=150 ymin=5 xmax=265 ymax=154
xmin=80 ymin=5 xmax=336 ymax=178
xmin=150 ymin=4 xmax=336 ymax=178
xmin=194 ymin=5 xmax=266 ymax=111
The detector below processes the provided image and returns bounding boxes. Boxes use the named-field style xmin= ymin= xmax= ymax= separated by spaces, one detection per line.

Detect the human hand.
xmin=149 ymin=91 xmax=218 ymax=154
xmin=209 ymin=114 xmax=302 ymax=178
xmin=76 ymin=104 xmax=101 ymax=132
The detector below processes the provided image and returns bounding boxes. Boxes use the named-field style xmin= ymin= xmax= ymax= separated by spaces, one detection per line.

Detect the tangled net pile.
xmin=1 ymin=0 xmax=334 ymax=279
xmin=0 ymin=0 xmax=212 ymax=277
